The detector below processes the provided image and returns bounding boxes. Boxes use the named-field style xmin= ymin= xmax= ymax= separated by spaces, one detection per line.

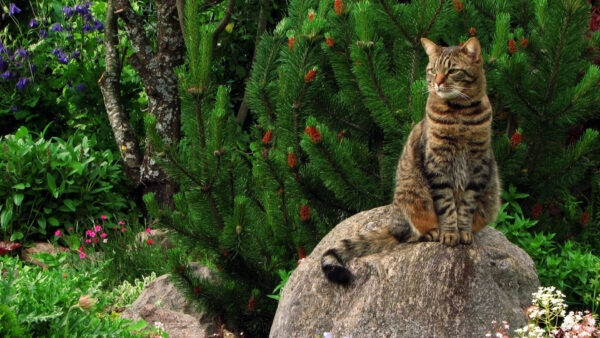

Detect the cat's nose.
xmin=435 ymin=74 xmax=445 ymax=86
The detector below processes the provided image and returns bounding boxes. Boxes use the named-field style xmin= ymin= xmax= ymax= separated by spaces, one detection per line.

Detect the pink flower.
xmin=61 ymin=247 xmax=67 ymax=252
xmin=79 ymin=252 xmax=86 ymax=259
xmin=121 ymin=227 xmax=126 ymax=232
xmin=78 ymin=246 xmax=84 ymax=252
xmin=86 ymin=230 xmax=96 ymax=237
xmin=85 ymin=239 xmax=92 ymax=243
xmin=93 ymin=238 xmax=99 ymax=243
xmin=54 ymin=230 xmax=61 ymax=236
xmin=94 ymin=225 xmax=101 ymax=232
xmin=100 ymin=233 xmax=107 ymax=238
xmin=113 ymin=226 xmax=118 ymax=230
xmin=145 ymin=228 xmax=152 ymax=234
xmin=118 ymin=221 xmax=125 ymax=225
xmin=147 ymin=239 xmax=154 ymax=245
xmin=68 ymin=227 xmax=73 ymax=232
xmin=100 ymin=215 xmax=107 ymax=220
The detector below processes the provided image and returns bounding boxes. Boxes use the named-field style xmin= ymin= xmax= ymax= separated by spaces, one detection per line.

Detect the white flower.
xmin=323 ymin=332 xmax=333 ymax=338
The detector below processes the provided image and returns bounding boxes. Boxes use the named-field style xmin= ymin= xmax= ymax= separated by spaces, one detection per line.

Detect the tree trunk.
xmin=100 ymin=0 xmax=185 ymax=208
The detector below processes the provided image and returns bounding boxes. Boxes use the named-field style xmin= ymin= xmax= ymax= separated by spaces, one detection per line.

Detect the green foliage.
xmin=0 ymin=304 xmax=28 ymax=338
xmin=111 ymin=272 xmax=158 ymax=308
xmin=0 ymin=126 xmax=134 ymax=242
xmin=494 ymin=187 xmax=600 ymax=313
xmin=267 ymin=268 xmax=294 ymax=301
xmin=0 ymin=254 xmax=144 ymax=337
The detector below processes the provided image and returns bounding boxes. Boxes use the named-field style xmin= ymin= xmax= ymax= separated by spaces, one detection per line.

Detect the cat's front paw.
xmin=459 ymin=230 xmax=473 ymax=244
xmin=440 ymin=230 xmax=460 ymax=246
xmin=421 ymin=229 xmax=439 ymax=242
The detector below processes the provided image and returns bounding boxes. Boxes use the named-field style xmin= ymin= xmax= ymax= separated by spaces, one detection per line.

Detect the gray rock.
xmin=270 ymin=205 xmax=539 ymax=337
xmin=121 ymin=263 xmax=219 ymax=337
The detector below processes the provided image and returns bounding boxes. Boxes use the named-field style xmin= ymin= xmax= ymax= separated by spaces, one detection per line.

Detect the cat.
xmin=321 ymin=37 xmax=501 ymax=284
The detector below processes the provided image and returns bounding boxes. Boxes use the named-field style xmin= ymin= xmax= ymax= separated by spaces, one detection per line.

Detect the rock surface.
xmin=20 ymin=242 xmax=61 ymax=268
xmin=121 ymin=263 xmax=219 ymax=337
xmin=270 ymin=205 xmax=540 ymax=337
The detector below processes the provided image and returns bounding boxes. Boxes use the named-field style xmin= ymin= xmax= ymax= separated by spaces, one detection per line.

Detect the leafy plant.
xmin=494 ymin=186 xmax=600 ymax=313
xmin=267 ymin=269 xmax=294 ymax=301
xmin=0 ymin=254 xmax=144 ymax=336
xmin=0 ymin=126 xmax=135 ymax=242
xmin=111 ymin=272 xmax=158 ymax=309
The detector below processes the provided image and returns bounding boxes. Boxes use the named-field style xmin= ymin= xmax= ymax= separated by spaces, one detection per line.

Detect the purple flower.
xmin=0 ymin=57 xmax=6 ymax=72
xmin=8 ymin=3 xmax=21 ymax=16
xmin=1 ymin=71 xmax=11 ymax=79
xmin=75 ymin=83 xmax=85 ymax=91
xmin=51 ymin=23 xmax=64 ymax=32
xmin=29 ymin=63 xmax=36 ymax=73
xmin=93 ymin=20 xmax=104 ymax=31
xmin=0 ymin=43 xmax=7 ymax=54
xmin=72 ymin=50 xmax=81 ymax=58
xmin=67 ymin=34 xmax=73 ymax=39
xmin=57 ymin=54 xmax=69 ymax=64
xmin=13 ymin=48 xmax=28 ymax=61
xmin=62 ymin=6 xmax=74 ymax=19
xmin=39 ymin=30 xmax=48 ymax=39
xmin=66 ymin=80 xmax=72 ymax=88
xmin=10 ymin=106 xmax=17 ymax=112
xmin=74 ymin=4 xmax=89 ymax=15
xmin=16 ymin=77 xmax=30 ymax=90
xmin=84 ymin=1 xmax=93 ymax=8
xmin=52 ymin=48 xmax=62 ymax=56
xmin=29 ymin=18 xmax=39 ymax=28
xmin=82 ymin=23 xmax=93 ymax=33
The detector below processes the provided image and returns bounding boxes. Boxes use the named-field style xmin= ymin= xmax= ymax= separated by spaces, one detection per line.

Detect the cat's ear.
xmin=421 ymin=38 xmax=441 ymax=57
xmin=461 ymin=37 xmax=481 ymax=62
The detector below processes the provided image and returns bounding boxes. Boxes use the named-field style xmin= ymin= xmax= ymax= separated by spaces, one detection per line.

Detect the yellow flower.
xmin=225 ymin=23 xmax=234 ymax=33
xmin=120 ymin=145 xmax=126 ymax=151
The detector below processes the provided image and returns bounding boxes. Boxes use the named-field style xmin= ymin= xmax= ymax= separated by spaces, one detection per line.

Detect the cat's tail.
xmin=321 ymin=225 xmax=412 ymax=284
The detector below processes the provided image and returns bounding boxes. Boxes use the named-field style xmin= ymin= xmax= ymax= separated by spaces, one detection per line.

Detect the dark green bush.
xmin=0 ymin=126 xmax=135 ymax=242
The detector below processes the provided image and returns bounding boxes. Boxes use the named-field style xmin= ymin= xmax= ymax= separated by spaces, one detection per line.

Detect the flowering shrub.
xmin=0 ymin=126 xmax=133 ymax=241
xmin=0 ymin=1 xmax=111 ymax=133
xmin=513 ymin=286 xmax=600 ymax=337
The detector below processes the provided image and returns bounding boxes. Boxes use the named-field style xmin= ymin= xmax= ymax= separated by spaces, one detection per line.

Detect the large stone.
xmin=121 ymin=263 xmax=220 ymax=337
xmin=270 ymin=205 xmax=539 ymax=337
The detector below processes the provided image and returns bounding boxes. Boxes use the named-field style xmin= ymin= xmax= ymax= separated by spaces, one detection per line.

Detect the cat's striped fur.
xmin=322 ymin=37 xmax=501 ymax=284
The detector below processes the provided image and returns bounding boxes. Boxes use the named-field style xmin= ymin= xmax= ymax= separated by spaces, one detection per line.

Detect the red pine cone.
xmin=304 ymin=126 xmax=322 ymax=143
xmin=300 ymin=205 xmax=311 ymax=221
xmin=520 ymin=38 xmax=529 ymax=48
xmin=591 ymin=6 xmax=600 ymax=32
xmin=453 ymin=0 xmax=464 ymax=12
xmin=247 ymin=296 xmax=258 ymax=311
xmin=304 ymin=69 xmax=317 ymax=82
xmin=469 ymin=27 xmax=476 ymax=36
xmin=193 ymin=285 xmax=202 ymax=294
xmin=288 ymin=36 xmax=295 ymax=50
xmin=531 ymin=203 xmax=543 ymax=219
xmin=326 ymin=37 xmax=334 ymax=47
xmin=508 ymin=39 xmax=518 ymax=54
xmin=262 ymin=130 xmax=273 ymax=144
xmin=580 ymin=211 xmax=590 ymax=227
xmin=288 ymin=152 xmax=297 ymax=168
xmin=297 ymin=246 xmax=307 ymax=260
xmin=334 ymin=0 xmax=345 ymax=16
xmin=509 ymin=131 xmax=522 ymax=149
xmin=308 ymin=12 xmax=315 ymax=21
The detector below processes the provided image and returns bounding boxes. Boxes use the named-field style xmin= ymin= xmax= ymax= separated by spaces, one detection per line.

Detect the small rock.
xmin=20 ymin=242 xmax=60 ymax=268
xmin=121 ymin=263 xmax=219 ymax=337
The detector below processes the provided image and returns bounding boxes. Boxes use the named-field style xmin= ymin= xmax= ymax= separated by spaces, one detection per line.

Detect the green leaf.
xmin=124 ymin=320 xmax=148 ymax=332
xmin=48 ymin=217 xmax=59 ymax=227
xmin=0 ymin=209 xmax=13 ymax=229
xmin=12 ymin=183 xmax=25 ymax=190
xmin=10 ymin=231 xmax=23 ymax=241
xmin=37 ymin=217 xmax=46 ymax=229
xmin=63 ymin=199 xmax=76 ymax=212
xmin=13 ymin=194 xmax=24 ymax=206
xmin=47 ymin=173 xmax=58 ymax=198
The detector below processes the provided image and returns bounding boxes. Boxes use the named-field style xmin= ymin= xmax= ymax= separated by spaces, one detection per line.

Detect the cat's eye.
xmin=448 ymin=68 xmax=461 ymax=75
xmin=427 ymin=68 xmax=434 ymax=74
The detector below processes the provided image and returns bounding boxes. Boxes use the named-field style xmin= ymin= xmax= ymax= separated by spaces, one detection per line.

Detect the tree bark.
xmin=98 ymin=0 xmax=143 ymax=184
xmin=101 ymin=0 xmax=186 ymax=208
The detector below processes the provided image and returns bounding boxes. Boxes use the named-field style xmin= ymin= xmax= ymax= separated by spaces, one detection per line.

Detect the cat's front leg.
xmin=430 ymin=179 xmax=460 ymax=246
xmin=457 ymin=189 xmax=478 ymax=244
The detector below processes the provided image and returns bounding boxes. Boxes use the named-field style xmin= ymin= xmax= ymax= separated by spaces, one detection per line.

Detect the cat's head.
xmin=421 ymin=37 xmax=485 ymax=102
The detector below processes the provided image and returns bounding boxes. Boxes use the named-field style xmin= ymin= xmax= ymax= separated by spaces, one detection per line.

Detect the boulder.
xmin=270 ymin=205 xmax=539 ymax=337
xmin=121 ymin=263 xmax=220 ymax=337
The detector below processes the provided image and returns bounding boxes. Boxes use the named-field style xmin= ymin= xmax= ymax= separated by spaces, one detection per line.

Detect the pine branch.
xmin=421 ymin=0 xmax=446 ymax=38
xmin=377 ymin=0 xmax=414 ymax=44
xmin=316 ymin=143 xmax=386 ymax=204
xmin=544 ymin=5 xmax=573 ymax=105
xmin=265 ymin=157 xmax=290 ymax=227
xmin=365 ymin=49 xmax=394 ymax=116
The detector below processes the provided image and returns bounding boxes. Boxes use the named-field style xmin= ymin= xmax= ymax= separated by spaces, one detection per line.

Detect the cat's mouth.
xmin=435 ymin=87 xmax=462 ymax=99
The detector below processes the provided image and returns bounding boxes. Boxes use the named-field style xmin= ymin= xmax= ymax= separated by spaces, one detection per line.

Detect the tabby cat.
xmin=321 ymin=37 xmax=501 ymax=284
